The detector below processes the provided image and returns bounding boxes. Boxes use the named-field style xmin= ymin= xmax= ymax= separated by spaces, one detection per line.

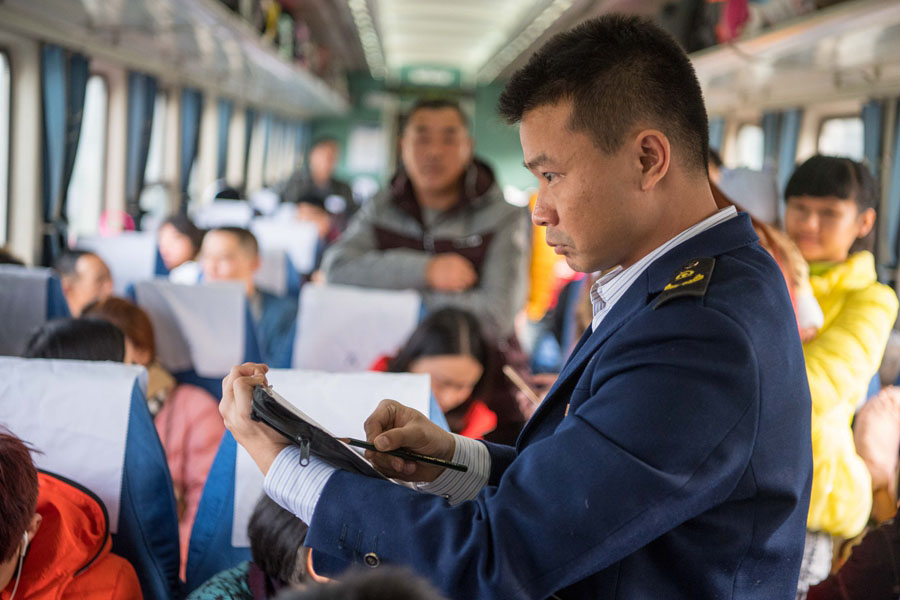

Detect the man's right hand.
xmin=425 ymin=253 xmax=477 ymax=292
xmin=363 ymin=399 xmax=456 ymax=483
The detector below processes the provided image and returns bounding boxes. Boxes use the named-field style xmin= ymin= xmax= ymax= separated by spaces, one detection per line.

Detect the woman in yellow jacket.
xmin=784 ymin=155 xmax=899 ymax=597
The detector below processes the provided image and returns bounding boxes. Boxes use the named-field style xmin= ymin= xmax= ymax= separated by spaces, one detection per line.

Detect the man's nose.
xmin=531 ymin=193 xmax=557 ymax=227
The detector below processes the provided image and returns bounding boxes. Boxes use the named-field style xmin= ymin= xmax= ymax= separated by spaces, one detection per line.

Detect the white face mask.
xmin=8 ymin=532 xmax=26 ymax=600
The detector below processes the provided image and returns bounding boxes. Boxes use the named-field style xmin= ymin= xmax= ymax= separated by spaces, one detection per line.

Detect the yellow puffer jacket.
xmin=805 ymin=251 xmax=898 ymax=537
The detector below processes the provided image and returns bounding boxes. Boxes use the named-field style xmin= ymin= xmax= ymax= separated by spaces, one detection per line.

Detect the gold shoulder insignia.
xmin=653 ymin=257 xmax=715 ymax=309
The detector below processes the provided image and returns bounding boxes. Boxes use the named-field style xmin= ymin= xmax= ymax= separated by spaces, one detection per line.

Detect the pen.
xmin=337 ymin=437 xmax=468 ymax=472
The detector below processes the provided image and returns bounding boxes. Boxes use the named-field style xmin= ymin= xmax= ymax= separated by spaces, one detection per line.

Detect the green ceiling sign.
xmin=400 ymin=65 xmax=461 ymax=88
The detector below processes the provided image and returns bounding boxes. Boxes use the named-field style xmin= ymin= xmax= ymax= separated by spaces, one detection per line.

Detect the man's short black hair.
xmin=403 ymin=98 xmax=470 ymax=133
xmin=785 ymin=155 xmax=878 ymax=213
xmin=208 ymin=226 xmax=259 ymax=257
xmin=310 ymin=136 xmax=339 ymax=149
xmin=53 ymin=249 xmax=93 ymax=279
xmin=498 ymin=14 xmax=709 ymax=174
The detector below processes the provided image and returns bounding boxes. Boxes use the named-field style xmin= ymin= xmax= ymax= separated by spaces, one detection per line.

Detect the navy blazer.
xmin=305 ymin=213 xmax=813 ymax=599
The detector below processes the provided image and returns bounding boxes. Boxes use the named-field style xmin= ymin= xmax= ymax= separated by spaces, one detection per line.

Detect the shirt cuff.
xmin=416 ymin=434 xmax=490 ymax=505
xmin=264 ymin=445 xmax=337 ymax=524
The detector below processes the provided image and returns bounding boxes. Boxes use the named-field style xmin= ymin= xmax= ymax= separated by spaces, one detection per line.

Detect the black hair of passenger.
xmin=387 ymin=308 xmax=490 ymax=388
xmin=161 ymin=214 xmax=206 ymax=254
xmin=403 ymin=98 xmax=470 ymax=133
xmin=52 ymin=249 xmax=92 ymax=278
xmin=309 ymin=136 xmax=339 ymax=149
xmin=248 ymin=495 xmax=309 ymax=586
xmin=498 ymin=14 xmax=709 ymax=174
xmin=209 ymin=226 xmax=259 ymax=256
xmin=274 ymin=567 xmax=446 ymax=600
xmin=23 ymin=318 xmax=126 ymax=362
xmin=784 ymin=155 xmax=878 ymax=213
xmin=0 ymin=247 xmax=24 ymax=265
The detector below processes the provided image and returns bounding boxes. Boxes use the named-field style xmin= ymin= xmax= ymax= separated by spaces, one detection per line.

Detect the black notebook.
xmin=250 ymin=385 xmax=385 ymax=479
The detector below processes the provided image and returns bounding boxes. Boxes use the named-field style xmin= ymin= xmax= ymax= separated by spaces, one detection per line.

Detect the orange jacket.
xmin=0 ymin=473 xmax=142 ymax=600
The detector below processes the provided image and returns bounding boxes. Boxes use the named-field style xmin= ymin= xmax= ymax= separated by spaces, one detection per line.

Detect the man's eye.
xmin=542 ymin=173 xmax=556 ymax=183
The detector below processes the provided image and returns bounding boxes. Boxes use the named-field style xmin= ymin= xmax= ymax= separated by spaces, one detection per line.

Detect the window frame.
xmin=0 ymin=48 xmax=11 ymax=246
xmin=815 ymin=113 xmax=864 ymax=160
xmin=733 ymin=121 xmax=765 ymax=171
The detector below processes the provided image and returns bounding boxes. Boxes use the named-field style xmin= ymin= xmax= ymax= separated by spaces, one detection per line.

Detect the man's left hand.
xmin=219 ymin=363 xmax=289 ymax=475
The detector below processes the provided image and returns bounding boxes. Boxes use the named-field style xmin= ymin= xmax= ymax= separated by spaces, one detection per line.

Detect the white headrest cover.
xmin=76 ymin=232 xmax=158 ymax=295
xmin=0 ymin=357 xmax=146 ymax=532
xmin=292 ymin=284 xmax=421 ymax=372
xmin=193 ymin=201 xmax=253 ymax=229
xmin=233 ymin=369 xmax=431 ymax=546
xmin=250 ymin=218 xmax=319 ymax=275
xmin=134 ymin=280 xmax=245 ymax=377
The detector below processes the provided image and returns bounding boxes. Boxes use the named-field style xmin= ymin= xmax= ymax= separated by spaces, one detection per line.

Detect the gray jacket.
xmin=321 ymin=160 xmax=529 ymax=338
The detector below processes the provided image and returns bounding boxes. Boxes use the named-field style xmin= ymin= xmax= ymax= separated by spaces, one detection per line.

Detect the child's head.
xmin=784 ymin=155 xmax=877 ymax=263
xmin=158 ymin=214 xmax=205 ymax=271
xmin=249 ymin=495 xmax=314 ymax=588
xmin=82 ymin=297 xmax=157 ymax=367
xmin=23 ymin=318 xmax=126 ymax=362
xmin=200 ymin=227 xmax=260 ymax=296
xmin=388 ymin=309 xmax=489 ymax=414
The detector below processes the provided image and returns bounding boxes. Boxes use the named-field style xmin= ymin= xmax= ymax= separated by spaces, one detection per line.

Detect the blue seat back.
xmin=0 ymin=265 xmax=70 ymax=356
xmin=0 ymin=358 xmax=181 ymax=599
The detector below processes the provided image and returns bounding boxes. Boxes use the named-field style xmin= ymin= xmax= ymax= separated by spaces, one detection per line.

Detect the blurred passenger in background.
xmin=282 ymin=137 xmax=355 ymax=233
xmin=52 ymin=250 xmax=113 ymax=317
xmin=372 ymin=308 xmax=496 ymax=440
xmin=201 ymin=227 xmax=296 ymax=368
xmin=187 ymin=495 xmax=324 ymax=599
xmin=783 ymin=155 xmax=899 ymax=596
xmin=158 ymin=214 xmax=205 ymax=284
xmin=0 ymin=429 xmax=142 ymax=600
xmin=82 ymin=297 xmax=224 ymax=576
xmin=24 ymin=318 xmax=124 ymax=361
xmin=321 ymin=98 xmax=529 ymax=342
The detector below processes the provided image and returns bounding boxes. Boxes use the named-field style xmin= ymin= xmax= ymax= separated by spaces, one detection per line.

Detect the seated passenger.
xmin=82 ymin=297 xmax=224 ymax=575
xmin=24 ymin=318 xmax=125 ymax=361
xmin=281 ymin=137 xmax=356 ymax=233
xmin=783 ymin=155 xmax=900 ymax=594
xmin=200 ymin=227 xmax=297 ymax=368
xmin=158 ymin=214 xmax=205 ymax=284
xmin=320 ymin=98 xmax=529 ymax=341
xmin=0 ymin=429 xmax=142 ymax=599
xmin=52 ymin=250 xmax=113 ymax=317
xmin=186 ymin=495 xmax=325 ymax=599
xmin=372 ymin=308 xmax=496 ymax=439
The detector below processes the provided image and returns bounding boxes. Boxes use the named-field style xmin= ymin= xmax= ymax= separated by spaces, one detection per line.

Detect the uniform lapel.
xmin=515 ymin=213 xmax=762 ymax=450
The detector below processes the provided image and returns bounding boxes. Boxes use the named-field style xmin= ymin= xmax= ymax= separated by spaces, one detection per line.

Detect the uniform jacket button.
xmin=364 ymin=552 xmax=380 ymax=568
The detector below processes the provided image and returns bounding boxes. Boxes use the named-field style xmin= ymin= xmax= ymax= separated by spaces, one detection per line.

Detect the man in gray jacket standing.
xmin=321 ymin=99 xmax=529 ymax=340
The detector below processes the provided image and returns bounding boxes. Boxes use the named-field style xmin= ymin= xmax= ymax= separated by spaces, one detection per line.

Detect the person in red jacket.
xmin=0 ymin=430 xmax=142 ymax=600
xmin=371 ymin=308 xmax=496 ymax=439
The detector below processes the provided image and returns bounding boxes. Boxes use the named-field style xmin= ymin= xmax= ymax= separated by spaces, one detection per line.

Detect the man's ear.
xmin=635 ymin=129 xmax=670 ymax=192
xmin=858 ymin=207 xmax=876 ymax=238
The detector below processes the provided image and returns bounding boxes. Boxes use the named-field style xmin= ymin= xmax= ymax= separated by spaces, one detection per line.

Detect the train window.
xmin=817 ymin=117 xmax=864 ymax=161
xmin=0 ymin=52 xmax=9 ymax=245
xmin=66 ymin=75 xmax=108 ymax=238
xmin=734 ymin=123 xmax=764 ymax=171
xmin=139 ymin=90 xmax=169 ymax=224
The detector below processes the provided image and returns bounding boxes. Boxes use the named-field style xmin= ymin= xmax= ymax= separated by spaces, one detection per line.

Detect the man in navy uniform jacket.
xmin=220 ymin=14 xmax=813 ymax=599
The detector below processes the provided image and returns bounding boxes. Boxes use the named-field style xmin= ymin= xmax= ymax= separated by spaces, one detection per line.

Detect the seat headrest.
xmin=0 ymin=357 xmax=146 ymax=532
xmin=250 ymin=218 xmax=319 ymax=275
xmin=193 ymin=200 xmax=254 ymax=229
xmin=232 ymin=369 xmax=431 ymax=546
xmin=76 ymin=232 xmax=158 ymax=295
xmin=292 ymin=284 xmax=422 ymax=372
xmin=134 ymin=280 xmax=246 ymax=377
xmin=0 ymin=266 xmax=56 ymax=356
